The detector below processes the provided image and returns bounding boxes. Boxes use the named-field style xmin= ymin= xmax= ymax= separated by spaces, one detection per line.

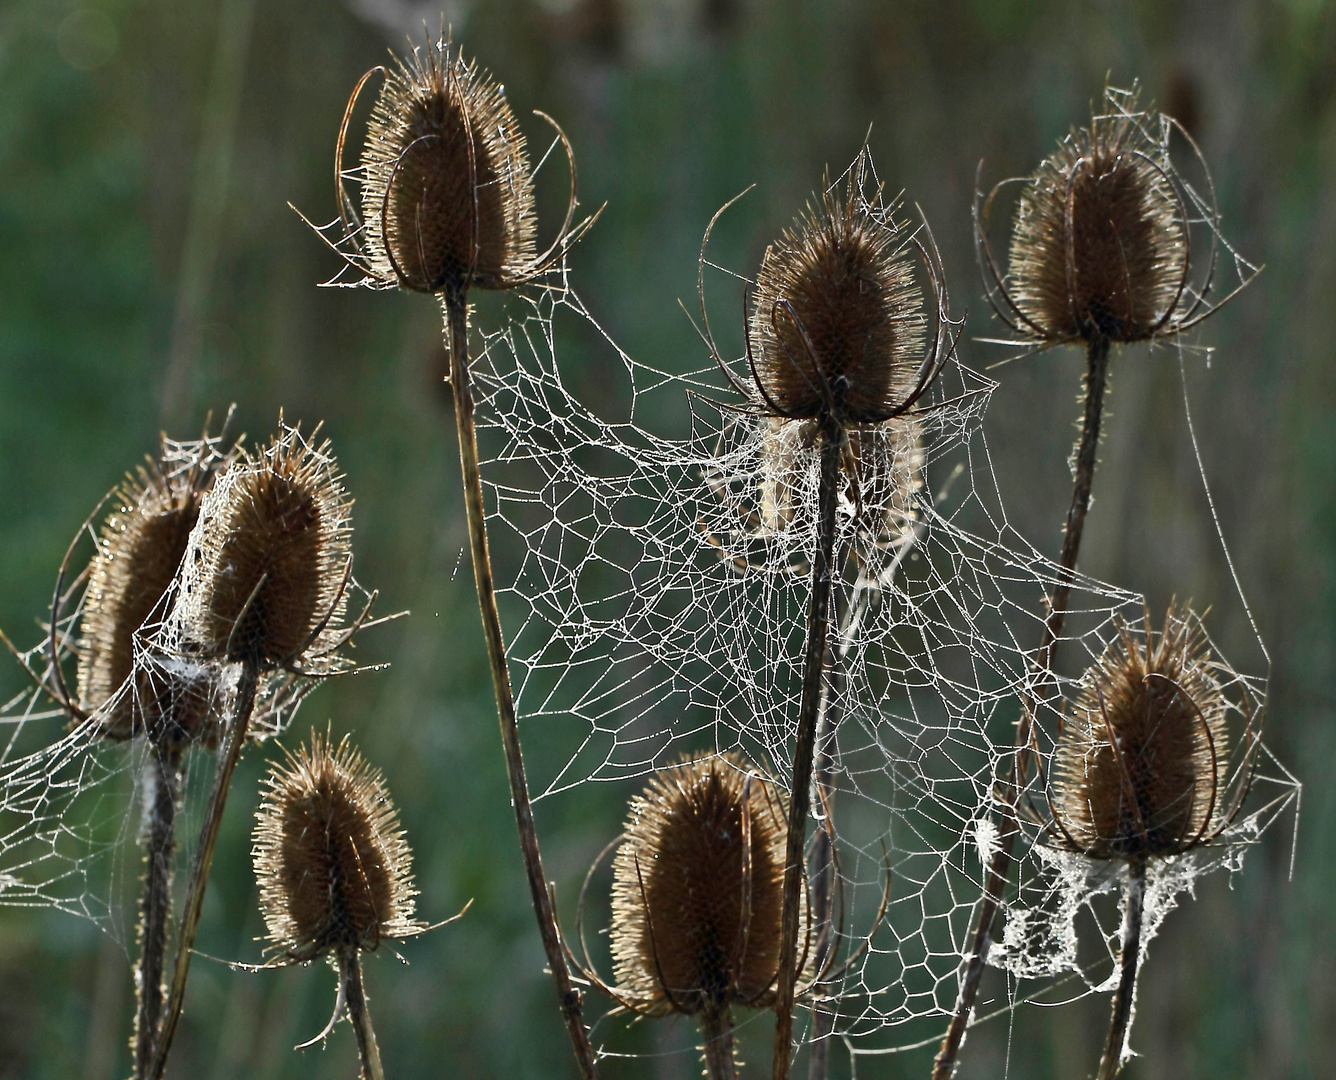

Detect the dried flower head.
xmin=253 ymin=730 xmax=419 ymax=961
xmin=308 ymin=35 xmax=593 ymax=297
xmin=361 ymin=40 xmax=535 ymax=293
xmin=744 ymin=155 xmax=940 ymax=429
xmin=73 ymin=438 xmax=240 ymax=744
xmin=978 ymin=84 xmax=1250 ymax=348
xmin=758 ymin=415 xmax=923 ymax=543
xmin=1049 ymin=604 xmax=1243 ymax=861
xmin=180 ymin=424 xmax=352 ymax=668
xmin=607 ymin=753 xmax=810 ymax=1018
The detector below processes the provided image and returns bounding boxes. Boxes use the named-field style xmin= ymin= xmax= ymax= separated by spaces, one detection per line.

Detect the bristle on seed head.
xmin=1003 ymin=86 xmax=1189 ymax=345
xmin=749 ymin=158 xmax=928 ymax=428
xmin=181 ymin=424 xmax=352 ymax=667
xmin=253 ymin=730 xmax=419 ymax=960
xmin=1051 ymin=603 xmax=1233 ymax=861
xmin=609 ymin=753 xmax=809 ymax=1017
xmin=78 ymin=448 xmax=222 ymax=744
xmin=360 ymin=39 xmax=537 ymax=295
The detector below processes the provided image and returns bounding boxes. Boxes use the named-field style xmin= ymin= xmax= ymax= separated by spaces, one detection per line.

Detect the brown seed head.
xmin=749 ymin=165 xmax=926 ymax=428
xmin=253 ymin=730 xmax=419 ymax=960
xmin=78 ymin=455 xmax=216 ymax=743
xmin=360 ymin=39 xmax=537 ymax=294
xmin=182 ymin=425 xmax=352 ymax=667
xmin=1051 ymin=603 xmax=1232 ymax=861
xmin=758 ymin=415 xmax=923 ymax=542
xmin=1006 ymin=88 xmax=1187 ymax=345
xmin=609 ymin=753 xmax=809 ymax=1017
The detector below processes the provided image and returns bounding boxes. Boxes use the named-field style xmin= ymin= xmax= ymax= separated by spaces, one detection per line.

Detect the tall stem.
xmin=806 ymin=592 xmax=846 ymax=1080
xmin=933 ymin=335 xmax=1111 ymax=1080
xmin=442 ymin=292 xmax=598 ymax=1080
xmin=133 ymin=738 xmax=184 ymax=1080
xmin=773 ymin=429 xmax=843 ymax=1080
xmin=701 ymin=1006 xmax=738 ymax=1080
xmin=1097 ymin=858 xmax=1146 ymax=1080
xmin=151 ymin=660 xmax=259 ymax=1080
xmin=341 ymin=946 xmax=387 ymax=1080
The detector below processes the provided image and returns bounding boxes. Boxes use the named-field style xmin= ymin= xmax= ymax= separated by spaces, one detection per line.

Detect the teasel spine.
xmin=443 ymin=288 xmax=598 ymax=1079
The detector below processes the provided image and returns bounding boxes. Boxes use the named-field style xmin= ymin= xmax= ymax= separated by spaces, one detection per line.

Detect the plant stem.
xmin=773 ymin=428 xmax=843 ymax=1080
xmin=341 ymin=946 xmax=386 ymax=1080
xmin=701 ymin=1006 xmax=738 ymax=1080
xmin=133 ymin=738 xmax=184 ymax=1080
xmin=806 ymin=593 xmax=846 ymax=1080
xmin=1097 ymin=857 xmax=1146 ymax=1080
xmin=442 ymin=292 xmax=598 ymax=1080
xmin=151 ymin=660 xmax=259 ymax=1080
xmin=933 ymin=335 xmax=1111 ymax=1080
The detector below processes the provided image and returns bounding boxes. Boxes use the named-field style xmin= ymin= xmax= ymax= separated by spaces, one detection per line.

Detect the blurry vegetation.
xmin=1 ymin=0 xmax=1334 ymax=1077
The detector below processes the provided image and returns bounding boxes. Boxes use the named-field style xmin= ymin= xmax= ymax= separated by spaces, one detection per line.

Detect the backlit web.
xmin=0 ymin=165 xmax=1298 ymax=1066
xmin=0 ymin=425 xmax=372 ymax=941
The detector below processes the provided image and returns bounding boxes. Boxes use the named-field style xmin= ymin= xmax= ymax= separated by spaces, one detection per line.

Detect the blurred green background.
xmin=0 ymin=0 xmax=1332 ymax=1077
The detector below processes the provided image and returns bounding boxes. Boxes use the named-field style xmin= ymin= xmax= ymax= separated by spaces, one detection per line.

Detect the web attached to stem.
xmin=460 ymin=257 xmax=1296 ymax=1051
xmin=0 ymin=427 xmax=372 ymax=945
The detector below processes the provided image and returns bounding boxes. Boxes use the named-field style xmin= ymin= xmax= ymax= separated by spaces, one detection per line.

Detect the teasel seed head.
xmin=746 ymin=155 xmax=938 ymax=430
xmin=77 ymin=447 xmax=223 ymax=744
xmin=359 ymin=38 xmax=537 ymax=295
xmin=609 ymin=753 xmax=809 ymax=1017
xmin=1050 ymin=603 xmax=1234 ymax=862
xmin=758 ymin=415 xmax=924 ymax=543
xmin=983 ymin=84 xmax=1201 ymax=348
xmin=253 ymin=729 xmax=419 ymax=960
xmin=181 ymin=424 xmax=352 ymax=668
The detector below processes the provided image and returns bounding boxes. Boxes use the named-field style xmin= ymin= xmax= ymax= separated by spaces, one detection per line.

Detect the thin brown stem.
xmin=933 ymin=335 xmax=1111 ymax=1080
xmin=150 ymin=660 xmax=259 ymax=1080
xmin=701 ymin=1005 xmax=738 ymax=1080
xmin=1098 ymin=857 xmax=1146 ymax=1080
xmin=773 ymin=429 xmax=843 ymax=1080
xmin=341 ymin=946 xmax=387 ymax=1080
xmin=132 ymin=738 xmax=184 ymax=1080
xmin=442 ymin=292 xmax=598 ymax=1080
xmin=806 ymin=594 xmax=845 ymax=1080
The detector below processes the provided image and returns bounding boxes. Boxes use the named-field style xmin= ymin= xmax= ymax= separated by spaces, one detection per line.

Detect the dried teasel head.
xmin=740 ymin=151 xmax=947 ymax=431
xmin=76 ymin=443 xmax=230 ymax=744
xmin=758 ymin=415 xmax=923 ymax=544
xmin=1048 ymin=604 xmax=1242 ymax=862
xmin=978 ymin=84 xmax=1245 ymax=348
xmin=253 ymin=730 xmax=420 ymax=960
xmin=358 ymin=38 xmax=536 ymax=294
xmin=179 ymin=424 xmax=352 ymax=668
xmin=608 ymin=753 xmax=811 ymax=1018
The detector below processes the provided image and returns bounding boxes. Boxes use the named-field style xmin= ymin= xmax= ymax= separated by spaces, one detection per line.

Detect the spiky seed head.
xmin=1051 ymin=603 xmax=1232 ymax=861
xmin=78 ymin=459 xmax=215 ymax=743
xmin=749 ymin=165 xmax=926 ymax=427
xmin=253 ymin=730 xmax=419 ymax=959
xmin=609 ymin=753 xmax=807 ymax=1017
xmin=758 ymin=415 xmax=923 ymax=540
xmin=182 ymin=425 xmax=352 ymax=667
xmin=360 ymin=39 xmax=537 ymax=294
xmin=1007 ymin=89 xmax=1187 ymax=345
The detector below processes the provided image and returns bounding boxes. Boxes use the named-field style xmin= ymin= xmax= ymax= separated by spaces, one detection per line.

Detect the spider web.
xmin=0 ymin=427 xmax=374 ymax=948
xmin=459 ymin=257 xmax=1297 ymax=1056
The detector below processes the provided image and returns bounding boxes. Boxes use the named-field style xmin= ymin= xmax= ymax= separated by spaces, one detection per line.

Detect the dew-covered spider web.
xmin=0 ymin=425 xmax=377 ymax=947
xmin=454 ymin=259 xmax=1297 ymax=1056
xmin=0 ymin=166 xmax=1300 ymax=1068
